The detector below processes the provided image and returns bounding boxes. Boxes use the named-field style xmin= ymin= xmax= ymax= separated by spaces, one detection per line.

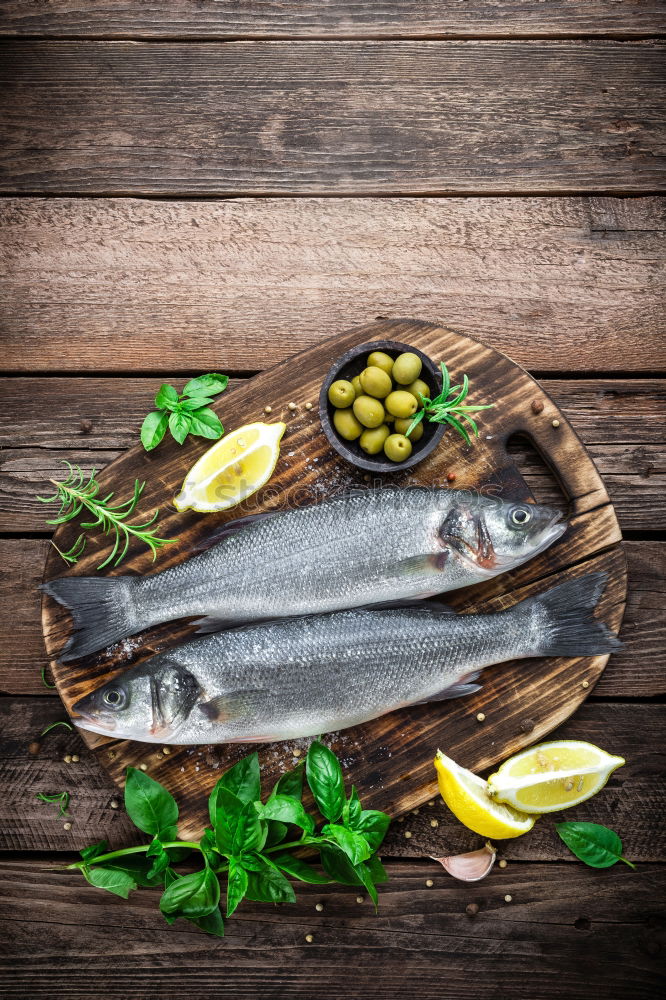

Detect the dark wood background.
xmin=0 ymin=3 xmax=664 ymax=998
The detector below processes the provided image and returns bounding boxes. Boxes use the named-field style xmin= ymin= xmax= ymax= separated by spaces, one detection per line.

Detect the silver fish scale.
xmin=167 ymin=603 xmax=534 ymax=743
xmin=133 ymin=487 xmax=476 ymax=627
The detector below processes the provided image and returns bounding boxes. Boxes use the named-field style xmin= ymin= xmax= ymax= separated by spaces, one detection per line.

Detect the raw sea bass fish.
xmin=72 ymin=573 xmax=619 ymax=744
xmin=43 ymin=486 xmax=566 ymax=662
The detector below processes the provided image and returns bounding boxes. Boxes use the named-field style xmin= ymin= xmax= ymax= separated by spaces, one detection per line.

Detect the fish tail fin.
xmin=518 ymin=571 xmax=622 ymax=658
xmin=41 ymin=576 xmax=140 ymax=661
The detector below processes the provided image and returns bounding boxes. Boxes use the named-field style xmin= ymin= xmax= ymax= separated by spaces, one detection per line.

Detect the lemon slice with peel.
xmin=487 ymin=740 xmax=625 ymax=815
xmin=434 ymin=751 xmax=537 ymax=839
xmin=174 ymin=422 xmax=286 ymax=513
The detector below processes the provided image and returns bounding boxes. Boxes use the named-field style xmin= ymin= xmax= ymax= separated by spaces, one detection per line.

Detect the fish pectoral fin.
xmin=398 ymin=552 xmax=449 ymax=575
xmin=193 ymin=615 xmax=241 ymax=635
xmin=369 ymin=598 xmax=456 ymax=614
xmin=200 ymin=688 xmax=269 ymax=722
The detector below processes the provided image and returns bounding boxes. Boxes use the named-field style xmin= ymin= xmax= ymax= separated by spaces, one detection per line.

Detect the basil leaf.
xmin=237 ymin=852 xmax=265 ymax=872
xmin=245 ymin=860 xmax=296 ymax=904
xmin=271 ymin=853 xmax=332 ymax=885
xmin=179 ymin=396 xmax=216 ymax=412
xmin=188 ymin=407 xmax=223 ymax=440
xmin=233 ymin=800 xmax=267 ymax=855
xmin=124 ymin=767 xmax=179 ymax=839
xmin=146 ymin=837 xmax=171 ymax=880
xmin=80 ymin=840 xmax=108 ymax=863
xmin=226 ymin=858 xmax=249 ymax=918
xmin=322 ymin=823 xmax=372 ymax=865
xmin=366 ymin=853 xmax=389 ymax=884
xmin=306 ymin=741 xmax=345 ymax=822
xmin=260 ymin=795 xmax=315 ymax=834
xmin=160 ymin=868 xmax=220 ymax=919
xmin=213 ymin=787 xmax=244 ymax=855
xmin=98 ymin=854 xmax=164 ymax=888
xmin=154 ymin=384 xmax=179 ymax=410
xmin=84 ymin=867 xmax=137 ymax=899
xmin=556 ymin=822 xmax=635 ymax=869
xmin=272 ymin=763 xmax=304 ymax=801
xmin=342 ymin=786 xmax=362 ymax=827
xmin=199 ymin=827 xmax=218 ymax=867
xmin=319 ymin=843 xmax=363 ymax=886
xmin=264 ymin=820 xmax=289 ymax=847
xmin=190 ymin=906 xmax=225 ymax=937
xmin=355 ymin=861 xmax=378 ymax=908
xmin=169 ymin=410 xmax=192 ymax=445
xmin=209 ymin=752 xmax=261 ymax=819
xmin=351 ymin=810 xmax=391 ymax=852
xmin=183 ymin=373 xmax=229 ymax=398
xmin=140 ymin=411 xmax=169 ymax=451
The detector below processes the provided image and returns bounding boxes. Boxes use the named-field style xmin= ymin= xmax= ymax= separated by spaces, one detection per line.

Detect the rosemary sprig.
xmin=406 ymin=361 xmax=494 ymax=445
xmin=38 ymin=463 xmax=177 ymax=570
xmin=36 ymin=791 xmax=70 ymax=816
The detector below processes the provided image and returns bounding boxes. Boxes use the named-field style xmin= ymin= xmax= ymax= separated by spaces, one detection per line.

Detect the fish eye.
xmin=102 ymin=687 xmax=127 ymax=711
xmin=509 ymin=506 xmax=532 ymax=527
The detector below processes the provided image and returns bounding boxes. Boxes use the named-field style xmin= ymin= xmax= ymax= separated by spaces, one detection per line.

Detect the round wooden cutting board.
xmin=41 ymin=319 xmax=627 ymax=839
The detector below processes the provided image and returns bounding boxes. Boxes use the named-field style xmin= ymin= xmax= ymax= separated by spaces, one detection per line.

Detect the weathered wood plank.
xmin=2 ymin=378 xmax=664 ymax=449
xmin=3 ymin=441 xmax=661 ymax=534
xmin=2 ymin=2 xmax=665 ymax=39
xmin=2 ymin=197 xmax=663 ymax=373
xmin=0 ymin=859 xmax=663 ymax=1000
xmin=1 ymin=534 xmax=663 ymax=700
xmin=1 ymin=698 xmax=663 ymax=856
xmin=0 ymin=43 xmax=663 ymax=195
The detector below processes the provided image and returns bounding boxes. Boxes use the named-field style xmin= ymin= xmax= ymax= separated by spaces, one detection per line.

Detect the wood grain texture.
xmin=2 ymin=539 xmax=661 ymax=698
xmin=38 ymin=319 xmax=626 ymax=839
xmin=0 ymin=858 xmax=664 ymax=1000
xmin=2 ymin=1 xmax=665 ymax=39
xmin=1 ymin=42 xmax=664 ymax=195
xmin=1 ymin=698 xmax=662 ymax=858
xmin=2 ymin=197 xmax=664 ymax=373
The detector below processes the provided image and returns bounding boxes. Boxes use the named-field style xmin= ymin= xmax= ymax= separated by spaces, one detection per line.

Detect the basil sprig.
xmin=69 ymin=742 xmax=391 ymax=936
xmin=140 ymin=373 xmax=229 ymax=451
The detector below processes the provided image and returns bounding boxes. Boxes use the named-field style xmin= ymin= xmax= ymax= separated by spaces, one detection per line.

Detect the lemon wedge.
xmin=173 ymin=422 xmax=286 ymax=513
xmin=487 ymin=740 xmax=625 ymax=814
xmin=434 ymin=751 xmax=536 ymax=839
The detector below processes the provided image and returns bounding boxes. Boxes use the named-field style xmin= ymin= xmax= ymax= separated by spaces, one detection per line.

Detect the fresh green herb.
xmin=41 ymin=667 xmax=56 ymax=689
xmin=37 ymin=462 xmax=177 ymax=570
xmin=556 ymin=822 xmax=635 ymax=869
xmin=406 ymin=361 xmax=494 ymax=445
xmin=69 ymin=742 xmax=391 ymax=936
xmin=140 ymin=373 xmax=229 ymax=451
xmin=40 ymin=720 xmax=73 ymax=737
xmin=36 ymin=791 xmax=70 ymax=816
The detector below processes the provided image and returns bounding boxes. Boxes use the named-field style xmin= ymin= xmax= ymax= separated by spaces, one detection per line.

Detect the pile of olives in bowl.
xmin=319 ymin=340 xmax=446 ymax=473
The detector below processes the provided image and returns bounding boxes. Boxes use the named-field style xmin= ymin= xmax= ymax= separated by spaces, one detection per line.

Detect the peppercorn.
xmin=530 ymin=399 xmax=544 ymax=415
xmin=28 ymin=741 xmax=40 ymax=755
xmin=476 ymin=712 xmax=486 ymax=723
xmin=447 ymin=472 xmax=456 ymax=483
xmin=466 ymin=903 xmax=479 ymax=917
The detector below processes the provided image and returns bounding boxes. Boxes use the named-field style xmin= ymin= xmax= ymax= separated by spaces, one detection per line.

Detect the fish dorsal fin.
xmin=200 ymin=688 xmax=270 ymax=722
xmin=193 ymin=510 xmax=281 ymax=553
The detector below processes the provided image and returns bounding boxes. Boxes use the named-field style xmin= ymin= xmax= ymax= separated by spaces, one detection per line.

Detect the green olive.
xmin=351 ymin=375 xmax=363 ymax=399
xmin=367 ymin=351 xmax=394 ymax=377
xmin=392 ymin=352 xmax=422 ymax=385
xmin=353 ymin=395 xmax=386 ymax=428
xmin=360 ymin=424 xmax=391 ymax=455
xmin=394 ymin=416 xmax=424 ymax=442
xmin=405 ymin=378 xmax=431 ymax=402
xmin=328 ymin=379 xmax=356 ymax=408
xmin=333 ymin=407 xmax=362 ymax=441
xmin=359 ymin=365 xmax=393 ymax=399
xmin=384 ymin=433 xmax=413 ymax=463
xmin=385 ymin=390 xmax=418 ymax=419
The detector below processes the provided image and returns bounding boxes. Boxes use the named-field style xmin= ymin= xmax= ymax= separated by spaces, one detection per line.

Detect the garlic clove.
xmin=431 ymin=842 xmax=496 ymax=882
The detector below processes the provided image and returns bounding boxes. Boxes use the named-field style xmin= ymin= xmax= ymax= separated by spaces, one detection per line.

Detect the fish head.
xmin=439 ymin=497 xmax=566 ymax=575
xmin=72 ymin=658 xmax=201 ymax=742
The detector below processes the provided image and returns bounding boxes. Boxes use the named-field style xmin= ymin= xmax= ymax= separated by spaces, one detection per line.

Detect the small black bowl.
xmin=319 ymin=340 xmax=446 ymax=473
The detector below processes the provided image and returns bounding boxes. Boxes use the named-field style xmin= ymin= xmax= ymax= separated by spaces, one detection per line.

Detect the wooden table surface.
xmin=0 ymin=4 xmax=664 ymax=998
